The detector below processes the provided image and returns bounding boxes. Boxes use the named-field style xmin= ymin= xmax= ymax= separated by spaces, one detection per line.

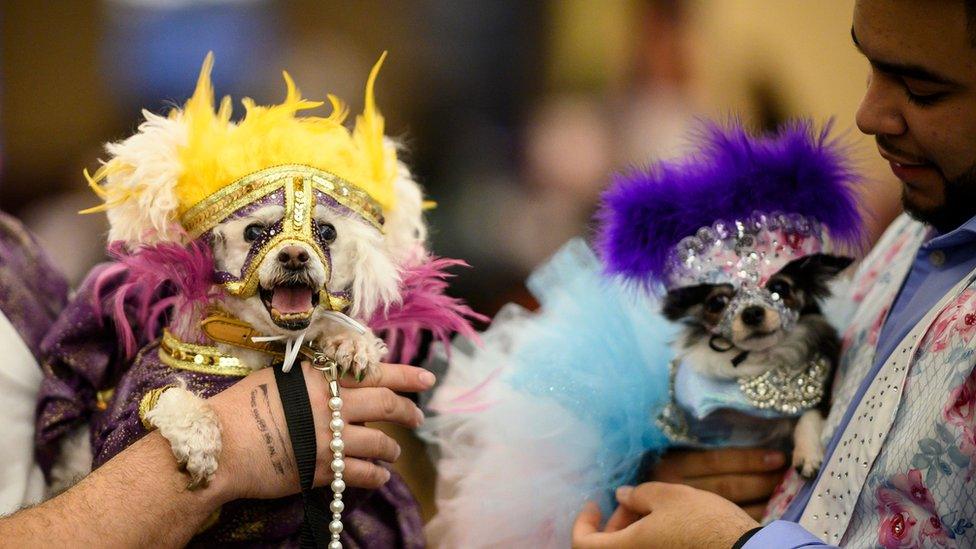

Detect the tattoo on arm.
xmin=249 ymin=384 xmax=293 ymax=476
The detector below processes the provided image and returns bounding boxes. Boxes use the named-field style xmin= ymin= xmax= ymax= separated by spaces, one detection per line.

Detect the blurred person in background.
xmin=503 ymin=1 xmax=700 ymax=277
xmin=440 ymin=0 xmax=701 ymax=314
xmin=0 ymin=46 xmax=69 ymax=515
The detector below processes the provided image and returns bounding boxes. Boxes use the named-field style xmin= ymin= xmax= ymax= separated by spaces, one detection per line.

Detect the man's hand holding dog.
xmin=572 ymin=483 xmax=759 ymax=548
xmin=650 ymin=447 xmax=786 ymax=520
xmin=210 ymin=361 xmax=432 ymax=502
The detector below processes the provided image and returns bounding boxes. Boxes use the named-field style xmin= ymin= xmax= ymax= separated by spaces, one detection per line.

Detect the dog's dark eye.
xmin=705 ymin=294 xmax=730 ymax=314
xmin=317 ymin=222 xmax=337 ymax=244
xmin=767 ymin=280 xmax=792 ymax=298
xmin=243 ymin=223 xmax=266 ymax=243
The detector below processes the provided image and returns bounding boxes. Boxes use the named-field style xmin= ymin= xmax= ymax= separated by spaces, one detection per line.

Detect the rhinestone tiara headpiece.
xmin=597 ymin=120 xmax=864 ymax=290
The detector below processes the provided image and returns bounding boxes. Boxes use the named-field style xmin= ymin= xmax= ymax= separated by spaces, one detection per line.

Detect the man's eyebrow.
xmin=851 ymin=26 xmax=961 ymax=86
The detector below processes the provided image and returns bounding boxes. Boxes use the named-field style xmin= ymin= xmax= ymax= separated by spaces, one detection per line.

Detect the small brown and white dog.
xmin=661 ymin=254 xmax=852 ymax=478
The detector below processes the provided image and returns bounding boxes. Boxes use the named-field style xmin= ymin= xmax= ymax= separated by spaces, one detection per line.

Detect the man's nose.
xmin=855 ymin=69 xmax=907 ymax=137
xmin=277 ymin=245 xmax=309 ymax=270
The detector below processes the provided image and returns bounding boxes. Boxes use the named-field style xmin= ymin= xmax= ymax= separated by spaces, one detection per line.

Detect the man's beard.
xmin=903 ymin=162 xmax=976 ymax=234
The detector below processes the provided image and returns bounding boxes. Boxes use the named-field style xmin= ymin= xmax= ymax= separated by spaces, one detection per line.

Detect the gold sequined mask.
xmin=180 ymin=164 xmax=384 ymax=311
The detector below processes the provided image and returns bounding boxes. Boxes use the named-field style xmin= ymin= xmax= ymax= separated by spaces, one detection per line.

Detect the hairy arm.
xmin=1 ymin=361 xmax=432 ymax=546
xmin=0 ymin=432 xmax=220 ymax=547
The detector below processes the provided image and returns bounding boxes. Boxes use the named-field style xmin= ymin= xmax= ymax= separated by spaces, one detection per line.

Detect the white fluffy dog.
xmin=144 ymin=165 xmax=426 ymax=488
xmin=45 ymin=54 xmax=447 ymax=494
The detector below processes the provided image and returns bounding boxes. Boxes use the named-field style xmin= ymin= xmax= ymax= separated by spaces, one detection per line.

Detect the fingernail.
xmin=414 ymin=406 xmax=425 ymax=425
xmin=381 ymin=468 xmax=392 ymax=484
xmin=393 ymin=444 xmax=402 ymax=461
xmin=764 ymin=451 xmax=786 ymax=467
xmin=616 ymin=485 xmax=633 ymax=500
xmin=419 ymin=370 xmax=436 ymax=388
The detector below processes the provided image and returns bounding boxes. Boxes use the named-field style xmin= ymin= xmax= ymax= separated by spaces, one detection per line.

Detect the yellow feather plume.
xmin=87 ymin=51 xmax=398 ymax=220
xmin=353 ymin=51 xmax=397 ymax=201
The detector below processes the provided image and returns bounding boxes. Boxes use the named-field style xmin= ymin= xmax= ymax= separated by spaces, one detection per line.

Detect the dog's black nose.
xmin=277 ymin=246 xmax=309 ymax=270
xmin=741 ymin=306 xmax=766 ymax=326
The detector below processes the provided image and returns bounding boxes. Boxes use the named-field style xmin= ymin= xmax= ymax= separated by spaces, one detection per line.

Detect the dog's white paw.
xmin=322 ymin=331 xmax=387 ymax=380
xmin=792 ymin=409 xmax=825 ymax=479
xmin=145 ymin=387 xmax=222 ymax=489
xmin=793 ymin=446 xmax=824 ymax=479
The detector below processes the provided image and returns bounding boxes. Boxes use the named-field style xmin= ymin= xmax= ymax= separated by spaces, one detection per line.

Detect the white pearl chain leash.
xmin=312 ymin=354 xmax=346 ymax=549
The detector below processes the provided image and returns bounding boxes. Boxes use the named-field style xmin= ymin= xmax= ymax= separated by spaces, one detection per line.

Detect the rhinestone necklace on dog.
xmin=657 ymin=354 xmax=829 ymax=445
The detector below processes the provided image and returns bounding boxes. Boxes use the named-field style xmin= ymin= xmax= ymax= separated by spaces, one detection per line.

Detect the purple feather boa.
xmin=596 ymin=119 xmax=864 ymax=285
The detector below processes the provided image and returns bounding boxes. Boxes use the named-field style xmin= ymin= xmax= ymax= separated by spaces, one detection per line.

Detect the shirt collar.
xmin=924 ymin=213 xmax=976 ymax=250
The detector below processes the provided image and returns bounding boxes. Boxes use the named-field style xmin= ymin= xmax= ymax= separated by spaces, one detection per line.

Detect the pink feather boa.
xmin=94 ymin=240 xmax=219 ymax=358
xmin=370 ymin=256 xmax=487 ymax=364
xmin=95 ymin=240 xmax=484 ymax=364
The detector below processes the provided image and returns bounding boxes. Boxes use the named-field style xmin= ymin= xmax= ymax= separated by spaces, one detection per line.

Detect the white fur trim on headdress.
xmin=100 ymin=110 xmax=188 ymax=246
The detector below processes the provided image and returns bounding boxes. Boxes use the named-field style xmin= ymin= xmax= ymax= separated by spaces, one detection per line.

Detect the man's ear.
xmin=662 ymin=284 xmax=715 ymax=321
xmin=777 ymin=253 xmax=854 ymax=299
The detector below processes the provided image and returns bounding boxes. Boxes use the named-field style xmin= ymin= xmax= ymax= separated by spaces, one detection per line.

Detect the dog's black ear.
xmin=662 ymin=284 xmax=715 ymax=321
xmin=777 ymin=253 xmax=854 ymax=299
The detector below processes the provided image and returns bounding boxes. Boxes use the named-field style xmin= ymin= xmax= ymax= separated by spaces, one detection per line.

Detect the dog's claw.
xmin=321 ymin=332 xmax=382 ymax=382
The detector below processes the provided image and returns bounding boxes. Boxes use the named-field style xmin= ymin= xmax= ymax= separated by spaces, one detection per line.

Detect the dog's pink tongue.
xmin=271 ymin=286 xmax=314 ymax=313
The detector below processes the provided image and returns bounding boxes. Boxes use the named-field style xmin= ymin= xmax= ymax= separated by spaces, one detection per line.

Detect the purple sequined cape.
xmin=35 ymin=265 xmax=425 ymax=547
xmin=0 ymin=211 xmax=68 ymax=356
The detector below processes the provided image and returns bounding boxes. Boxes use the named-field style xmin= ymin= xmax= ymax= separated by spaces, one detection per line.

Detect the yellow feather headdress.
xmin=85 ymin=52 xmax=399 ymax=244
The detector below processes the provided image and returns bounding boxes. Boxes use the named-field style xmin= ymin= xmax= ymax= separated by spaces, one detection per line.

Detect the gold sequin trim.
xmin=160 ymin=329 xmax=252 ymax=377
xmin=327 ymin=292 xmax=351 ymax=312
xmin=179 ymin=164 xmax=384 ymax=237
xmin=138 ymin=385 xmax=174 ymax=431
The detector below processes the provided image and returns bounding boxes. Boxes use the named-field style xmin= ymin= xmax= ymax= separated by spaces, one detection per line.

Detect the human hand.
xmin=209 ymin=361 xmax=433 ymax=502
xmin=572 ymin=482 xmax=759 ymax=548
xmin=650 ymin=448 xmax=786 ymax=520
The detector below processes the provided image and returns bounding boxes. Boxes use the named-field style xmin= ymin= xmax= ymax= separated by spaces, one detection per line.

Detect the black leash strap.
xmin=273 ymin=362 xmax=329 ymax=549
xmin=709 ymin=334 xmax=750 ymax=367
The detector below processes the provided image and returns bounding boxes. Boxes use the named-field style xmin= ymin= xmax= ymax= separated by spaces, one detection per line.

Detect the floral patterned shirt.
xmin=758 ymin=214 xmax=976 ymax=548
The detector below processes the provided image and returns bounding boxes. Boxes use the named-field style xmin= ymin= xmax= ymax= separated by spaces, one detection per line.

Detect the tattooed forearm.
xmin=249 ymin=384 xmax=292 ymax=476
xmin=260 ymin=383 xmax=293 ymax=473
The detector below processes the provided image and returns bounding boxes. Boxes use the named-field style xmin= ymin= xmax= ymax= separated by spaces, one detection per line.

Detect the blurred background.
xmin=1 ymin=0 xmax=901 ymax=314
xmin=1 ymin=0 xmax=904 ymax=521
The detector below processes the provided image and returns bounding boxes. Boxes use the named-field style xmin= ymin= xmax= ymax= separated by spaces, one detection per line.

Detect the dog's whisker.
xmin=321 ymin=311 xmax=368 ymax=334
xmin=252 ymin=335 xmax=287 ymax=342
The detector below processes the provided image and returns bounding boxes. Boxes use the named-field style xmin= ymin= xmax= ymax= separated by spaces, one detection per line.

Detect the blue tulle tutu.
xmin=420 ymin=238 xmax=677 ymax=548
